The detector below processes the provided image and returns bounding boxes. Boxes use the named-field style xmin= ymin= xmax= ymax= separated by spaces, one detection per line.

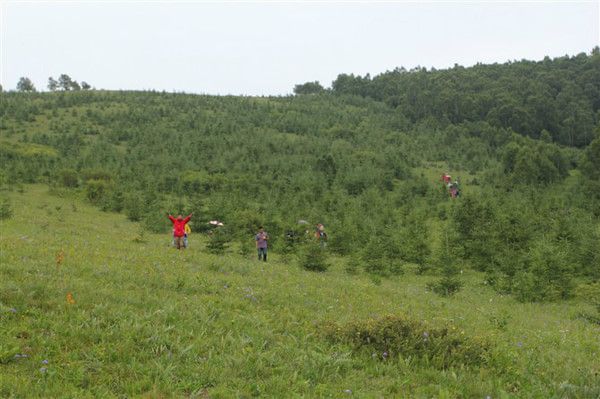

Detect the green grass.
xmin=1 ymin=185 xmax=598 ymax=398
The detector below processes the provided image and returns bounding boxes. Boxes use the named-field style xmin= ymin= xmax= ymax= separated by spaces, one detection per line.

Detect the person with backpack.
xmin=315 ymin=223 xmax=328 ymax=248
xmin=255 ymin=226 xmax=269 ymax=261
xmin=167 ymin=213 xmax=193 ymax=249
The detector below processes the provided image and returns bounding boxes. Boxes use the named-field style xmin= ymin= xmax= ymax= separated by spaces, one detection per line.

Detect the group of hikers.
xmin=167 ymin=171 xmax=456 ymax=256
xmin=441 ymin=172 xmax=461 ymax=198
xmin=167 ymin=213 xmax=327 ymax=261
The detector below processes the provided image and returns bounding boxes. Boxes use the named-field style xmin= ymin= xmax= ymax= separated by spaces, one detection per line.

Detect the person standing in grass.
xmin=255 ymin=226 xmax=269 ymax=261
xmin=167 ymin=213 xmax=192 ymax=249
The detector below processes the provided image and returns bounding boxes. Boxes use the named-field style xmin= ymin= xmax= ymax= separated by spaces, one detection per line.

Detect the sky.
xmin=1 ymin=0 xmax=598 ymax=95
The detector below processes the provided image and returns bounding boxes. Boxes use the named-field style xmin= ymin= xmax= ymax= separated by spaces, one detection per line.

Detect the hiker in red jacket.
xmin=167 ymin=213 xmax=192 ymax=249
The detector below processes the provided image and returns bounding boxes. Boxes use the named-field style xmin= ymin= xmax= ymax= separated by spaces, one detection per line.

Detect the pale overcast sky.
xmin=1 ymin=1 xmax=598 ymax=95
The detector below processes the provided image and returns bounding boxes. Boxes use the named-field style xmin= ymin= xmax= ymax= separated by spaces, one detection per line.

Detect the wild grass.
xmin=0 ymin=185 xmax=598 ymax=398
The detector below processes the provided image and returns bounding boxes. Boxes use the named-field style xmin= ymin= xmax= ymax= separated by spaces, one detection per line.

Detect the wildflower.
xmin=39 ymin=367 xmax=47 ymax=373
xmin=41 ymin=359 xmax=49 ymax=364
xmin=9 ymin=308 xmax=17 ymax=313
xmin=517 ymin=342 xmax=523 ymax=348
xmin=66 ymin=293 xmax=75 ymax=305
xmin=382 ymin=351 xmax=388 ymax=359
xmin=56 ymin=250 xmax=65 ymax=266
xmin=344 ymin=389 xmax=352 ymax=394
xmin=423 ymin=331 xmax=429 ymax=338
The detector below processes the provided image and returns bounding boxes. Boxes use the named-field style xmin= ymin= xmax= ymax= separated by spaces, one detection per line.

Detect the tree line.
xmin=9 ymin=74 xmax=92 ymax=93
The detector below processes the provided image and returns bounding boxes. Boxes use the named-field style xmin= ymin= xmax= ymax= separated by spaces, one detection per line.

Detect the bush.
xmin=85 ymin=179 xmax=109 ymax=204
xmin=344 ymin=256 xmax=361 ymax=275
xmin=206 ymin=228 xmax=231 ymax=255
xmin=427 ymin=277 xmax=464 ymax=297
xmin=299 ymin=244 xmax=329 ymax=272
xmin=429 ymin=225 xmax=463 ymax=296
xmin=575 ymin=283 xmax=600 ymax=325
xmin=57 ymin=168 xmax=78 ymax=187
xmin=0 ymin=198 xmax=12 ymax=220
xmin=103 ymin=189 xmax=124 ymax=213
xmin=361 ymin=229 xmax=403 ymax=276
xmin=237 ymin=239 xmax=253 ymax=257
xmin=280 ymin=225 xmax=306 ymax=255
xmin=320 ymin=314 xmax=490 ymax=369
xmin=326 ymin=223 xmax=357 ymax=256
xmin=576 ymin=228 xmax=600 ymax=280
xmin=123 ymin=194 xmax=144 ymax=221
xmin=452 ymin=196 xmax=499 ymax=272
xmin=396 ymin=211 xmax=430 ymax=265
xmin=142 ymin=200 xmax=169 ymax=234
xmin=513 ymin=238 xmax=573 ymax=302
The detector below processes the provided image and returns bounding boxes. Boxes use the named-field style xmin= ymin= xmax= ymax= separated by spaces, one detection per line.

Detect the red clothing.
xmin=168 ymin=215 xmax=191 ymax=237
xmin=442 ymin=174 xmax=452 ymax=184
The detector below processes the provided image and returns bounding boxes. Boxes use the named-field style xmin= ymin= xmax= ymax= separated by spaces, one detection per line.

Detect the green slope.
xmin=1 ymin=186 xmax=598 ymax=398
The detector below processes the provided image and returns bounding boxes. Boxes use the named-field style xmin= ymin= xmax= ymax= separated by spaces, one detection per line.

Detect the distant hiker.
xmin=315 ymin=223 xmax=328 ymax=247
xmin=167 ymin=213 xmax=192 ymax=249
xmin=452 ymin=179 xmax=461 ymax=198
xmin=184 ymin=222 xmax=191 ymax=248
xmin=442 ymin=172 xmax=452 ymax=185
xmin=449 ymin=184 xmax=458 ymax=198
xmin=255 ymin=226 xmax=269 ymax=261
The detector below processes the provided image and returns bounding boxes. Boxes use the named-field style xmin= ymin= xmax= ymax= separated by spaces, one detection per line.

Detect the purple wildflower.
xmin=517 ymin=342 xmax=523 ymax=348
xmin=39 ymin=367 xmax=47 ymax=373
xmin=41 ymin=359 xmax=49 ymax=364
xmin=382 ymin=351 xmax=388 ymax=359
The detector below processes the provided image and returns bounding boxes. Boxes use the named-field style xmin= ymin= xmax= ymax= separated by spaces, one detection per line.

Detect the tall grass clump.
xmin=321 ymin=314 xmax=490 ymax=369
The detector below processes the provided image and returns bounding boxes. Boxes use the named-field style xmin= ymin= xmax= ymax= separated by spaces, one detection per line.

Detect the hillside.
xmin=1 ymin=52 xmax=600 ymax=396
xmin=1 ymin=185 xmax=599 ymax=397
xmin=1 ymin=64 xmax=599 ymax=303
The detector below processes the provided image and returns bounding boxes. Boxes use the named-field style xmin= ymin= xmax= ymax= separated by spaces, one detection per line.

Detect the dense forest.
xmin=1 ymin=50 xmax=599 ymax=303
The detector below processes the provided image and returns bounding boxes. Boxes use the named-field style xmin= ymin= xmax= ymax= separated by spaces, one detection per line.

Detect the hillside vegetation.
xmin=0 ymin=51 xmax=599 ymax=396
xmin=1 ymin=185 xmax=599 ymax=397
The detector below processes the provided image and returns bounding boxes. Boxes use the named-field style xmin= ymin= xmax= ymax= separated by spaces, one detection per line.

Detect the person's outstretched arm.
xmin=167 ymin=213 xmax=175 ymax=222
xmin=183 ymin=213 xmax=193 ymax=223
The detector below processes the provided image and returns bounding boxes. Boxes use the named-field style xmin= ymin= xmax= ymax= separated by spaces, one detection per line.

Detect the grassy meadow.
xmin=0 ymin=185 xmax=598 ymax=398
